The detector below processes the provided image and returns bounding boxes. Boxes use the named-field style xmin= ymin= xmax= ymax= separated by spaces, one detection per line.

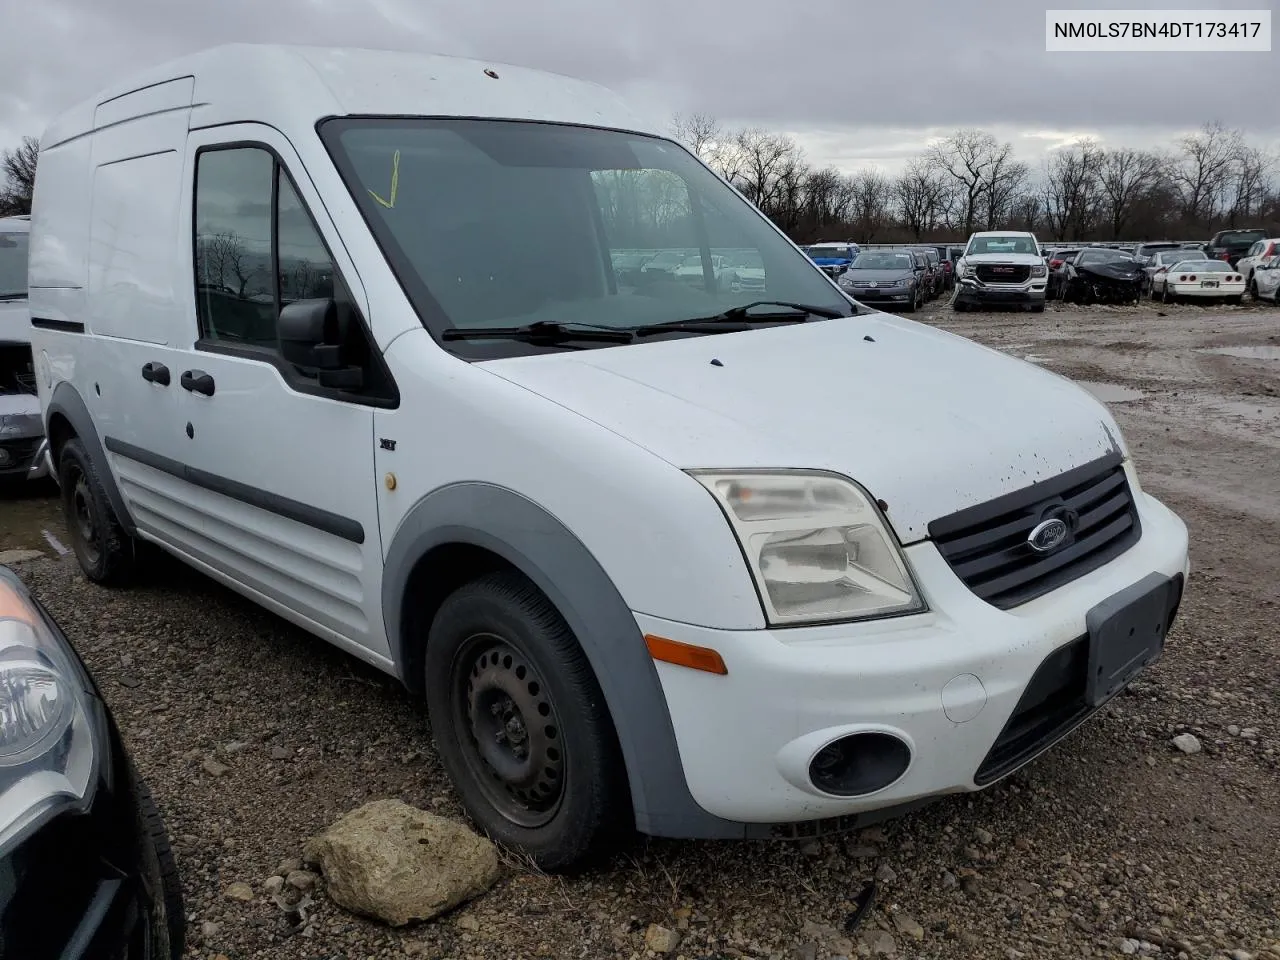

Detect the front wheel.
xmin=424 ymin=571 xmax=630 ymax=871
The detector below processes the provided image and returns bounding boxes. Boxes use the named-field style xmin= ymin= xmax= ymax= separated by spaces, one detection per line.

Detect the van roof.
xmin=43 ymin=43 xmax=649 ymax=149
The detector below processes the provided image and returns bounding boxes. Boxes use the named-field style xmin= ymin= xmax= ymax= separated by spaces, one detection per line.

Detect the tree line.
xmin=670 ymin=114 xmax=1280 ymax=244
xmin=6 ymin=119 xmax=1278 ymax=243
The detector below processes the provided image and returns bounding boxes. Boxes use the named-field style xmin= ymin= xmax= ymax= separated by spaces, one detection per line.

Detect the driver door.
xmin=166 ymin=124 xmax=395 ymax=661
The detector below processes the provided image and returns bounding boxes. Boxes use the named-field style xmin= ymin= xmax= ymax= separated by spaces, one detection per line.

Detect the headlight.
xmin=691 ymin=471 xmax=926 ymax=626
xmin=0 ymin=573 xmax=100 ymax=858
xmin=837 ymin=275 xmax=854 ymax=287
xmin=1030 ymin=264 xmax=1047 ymax=278
xmin=959 ymin=262 xmax=974 ymax=278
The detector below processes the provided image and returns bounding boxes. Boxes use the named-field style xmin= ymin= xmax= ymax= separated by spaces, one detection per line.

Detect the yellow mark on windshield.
xmin=368 ymin=150 xmax=400 ymax=208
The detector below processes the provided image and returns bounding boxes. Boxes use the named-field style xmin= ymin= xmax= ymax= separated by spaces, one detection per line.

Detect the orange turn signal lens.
xmin=644 ymin=634 xmax=728 ymax=675
xmin=0 ymin=581 xmax=38 ymax=626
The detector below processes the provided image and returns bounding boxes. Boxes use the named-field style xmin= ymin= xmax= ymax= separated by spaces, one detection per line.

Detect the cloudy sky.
xmin=2 ymin=0 xmax=1277 ymax=177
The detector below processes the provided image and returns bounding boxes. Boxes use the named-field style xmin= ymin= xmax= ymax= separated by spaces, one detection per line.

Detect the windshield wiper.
xmin=634 ymin=301 xmax=849 ymax=338
xmin=440 ymin=321 xmax=635 ymax=345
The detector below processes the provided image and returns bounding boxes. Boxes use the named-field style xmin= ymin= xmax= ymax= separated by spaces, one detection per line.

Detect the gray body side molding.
xmin=381 ymin=481 xmax=745 ymax=840
xmin=45 ymin=382 xmax=138 ymax=536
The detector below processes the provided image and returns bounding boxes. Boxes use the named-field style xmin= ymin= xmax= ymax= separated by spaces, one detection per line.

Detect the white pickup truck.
xmin=953 ymin=230 xmax=1048 ymax=312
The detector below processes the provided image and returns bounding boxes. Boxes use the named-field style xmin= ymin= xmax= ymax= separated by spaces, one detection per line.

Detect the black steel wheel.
xmin=452 ymin=633 xmax=566 ymax=828
xmin=425 ymin=571 xmax=630 ymax=871
xmin=58 ymin=437 xmax=136 ymax=585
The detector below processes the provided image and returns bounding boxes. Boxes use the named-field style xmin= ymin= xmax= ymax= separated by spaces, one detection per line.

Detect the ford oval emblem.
xmin=1027 ymin=517 xmax=1070 ymax=553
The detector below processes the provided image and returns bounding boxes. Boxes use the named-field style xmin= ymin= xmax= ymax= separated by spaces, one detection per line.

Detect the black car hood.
xmin=843 ymin=270 xmax=913 ymax=283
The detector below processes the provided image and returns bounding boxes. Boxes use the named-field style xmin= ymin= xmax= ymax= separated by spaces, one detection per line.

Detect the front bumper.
xmin=843 ymin=286 xmax=912 ymax=303
xmin=642 ymin=488 xmax=1189 ymax=824
xmin=0 ymin=395 xmax=47 ymax=480
xmin=954 ymin=277 xmax=1046 ymax=304
xmin=0 ymin=571 xmax=175 ymax=959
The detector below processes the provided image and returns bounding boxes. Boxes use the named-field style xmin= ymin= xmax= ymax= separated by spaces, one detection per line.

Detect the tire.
xmin=58 ymin=437 xmax=137 ymax=585
xmin=1249 ymin=279 xmax=1259 ymax=299
xmin=952 ymin=299 xmax=966 ymax=312
xmin=134 ymin=773 xmax=186 ymax=959
xmin=424 ymin=571 xmax=629 ymax=871
xmin=1030 ymin=302 xmax=1045 ymax=313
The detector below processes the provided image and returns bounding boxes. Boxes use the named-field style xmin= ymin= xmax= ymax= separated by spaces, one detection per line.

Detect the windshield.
xmin=965 ymin=235 xmax=1038 ymax=255
xmin=806 ymin=246 xmax=854 ymax=260
xmin=0 ymin=231 xmax=29 ymax=299
xmin=1078 ymin=249 xmax=1132 ymax=264
xmin=1159 ymin=251 xmax=1205 ymax=265
xmin=1217 ymin=230 xmax=1266 ymax=246
xmin=850 ymin=252 xmax=914 ymax=271
xmin=321 ymin=119 xmax=850 ymax=356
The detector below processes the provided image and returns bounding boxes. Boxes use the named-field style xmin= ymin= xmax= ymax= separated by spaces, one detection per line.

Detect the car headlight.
xmin=959 ymin=262 xmax=974 ymax=278
xmin=691 ymin=470 xmax=926 ymax=626
xmin=0 ymin=572 xmax=100 ymax=858
xmin=837 ymin=275 xmax=855 ymax=287
xmin=1030 ymin=264 xmax=1047 ymax=278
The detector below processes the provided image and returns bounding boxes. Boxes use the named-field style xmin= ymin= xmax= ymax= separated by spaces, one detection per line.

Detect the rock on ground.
xmin=1172 ymin=733 xmax=1202 ymax=754
xmin=303 ymin=798 xmax=500 ymax=927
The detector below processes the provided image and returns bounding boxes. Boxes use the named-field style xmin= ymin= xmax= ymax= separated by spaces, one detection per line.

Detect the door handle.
xmin=141 ymin=362 xmax=170 ymax=386
xmin=180 ymin=369 xmax=215 ymax=396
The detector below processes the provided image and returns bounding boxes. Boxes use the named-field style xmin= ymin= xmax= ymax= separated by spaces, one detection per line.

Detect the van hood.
xmin=480 ymin=313 xmax=1126 ymax=544
xmin=0 ymin=299 xmax=29 ymax=346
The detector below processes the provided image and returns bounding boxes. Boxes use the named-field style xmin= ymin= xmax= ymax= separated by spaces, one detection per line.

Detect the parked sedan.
xmin=0 ymin=565 xmax=185 ymax=958
xmin=1044 ymin=247 xmax=1083 ymax=298
xmin=1252 ymin=256 xmax=1280 ymax=302
xmin=1150 ymin=259 xmax=1245 ymax=303
xmin=1141 ymin=249 xmax=1207 ymax=295
xmin=910 ymin=247 xmax=944 ymax=298
xmin=1233 ymin=237 xmax=1280 ymax=295
xmin=836 ymin=249 xmax=924 ymax=311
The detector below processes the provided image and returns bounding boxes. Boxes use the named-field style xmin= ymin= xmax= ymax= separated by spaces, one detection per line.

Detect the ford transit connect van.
xmin=28 ymin=44 xmax=1190 ymax=869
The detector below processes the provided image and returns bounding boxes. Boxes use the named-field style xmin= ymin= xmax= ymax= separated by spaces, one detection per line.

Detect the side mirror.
xmin=278 ymin=299 xmax=363 ymax=390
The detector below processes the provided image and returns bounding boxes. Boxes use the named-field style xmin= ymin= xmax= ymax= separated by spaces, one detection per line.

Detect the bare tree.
xmin=1171 ymin=121 xmax=1242 ymax=228
xmin=729 ymin=128 xmax=805 ymax=217
xmin=198 ymin=232 xmax=260 ymax=298
xmin=895 ymin=159 xmax=949 ymax=240
xmin=1041 ymin=140 xmax=1101 ymax=240
xmin=0 ymin=136 xmax=39 ymax=216
xmin=1227 ymin=143 xmax=1275 ymax=225
xmin=670 ymin=113 xmax=723 ymax=161
xmin=927 ymin=130 xmax=1020 ymax=237
xmin=1096 ymin=148 xmax=1163 ymax=239
xmin=848 ymin=168 xmax=892 ymax=242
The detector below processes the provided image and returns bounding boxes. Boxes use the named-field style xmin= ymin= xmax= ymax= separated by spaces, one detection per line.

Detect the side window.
xmin=194 ymin=148 xmax=275 ymax=347
xmin=193 ymin=146 xmax=392 ymax=402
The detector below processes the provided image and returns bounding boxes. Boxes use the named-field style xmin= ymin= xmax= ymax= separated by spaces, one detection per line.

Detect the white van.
xmin=29 ymin=44 xmax=1190 ymax=869
xmin=1 ymin=215 xmax=50 ymax=483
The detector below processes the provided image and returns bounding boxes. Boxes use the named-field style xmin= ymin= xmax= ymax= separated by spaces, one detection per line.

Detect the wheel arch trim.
xmin=45 ymin=382 xmax=138 ymax=536
xmin=381 ymin=481 xmax=743 ymax=839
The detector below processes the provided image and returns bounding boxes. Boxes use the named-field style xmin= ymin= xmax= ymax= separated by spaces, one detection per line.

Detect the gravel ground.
xmin=6 ymin=294 xmax=1280 ymax=960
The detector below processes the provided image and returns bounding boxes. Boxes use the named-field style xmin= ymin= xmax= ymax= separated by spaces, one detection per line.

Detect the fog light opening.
xmin=808 ymin=732 xmax=911 ymax=797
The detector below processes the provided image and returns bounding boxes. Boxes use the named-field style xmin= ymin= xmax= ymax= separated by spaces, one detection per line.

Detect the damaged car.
xmin=0 ymin=216 xmax=50 ymax=485
xmin=1061 ymin=248 xmax=1145 ymax=304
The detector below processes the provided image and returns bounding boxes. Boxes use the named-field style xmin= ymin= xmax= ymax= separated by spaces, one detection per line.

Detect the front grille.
xmin=928 ymin=452 xmax=1141 ymax=610
xmin=975 ymin=264 xmax=1031 ymax=283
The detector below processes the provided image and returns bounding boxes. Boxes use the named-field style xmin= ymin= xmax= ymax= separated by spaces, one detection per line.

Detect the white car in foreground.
xmin=1150 ymin=259 xmax=1245 ymax=303
xmin=29 ymin=42 xmax=1190 ymax=870
xmin=1234 ymin=237 xmax=1280 ymax=294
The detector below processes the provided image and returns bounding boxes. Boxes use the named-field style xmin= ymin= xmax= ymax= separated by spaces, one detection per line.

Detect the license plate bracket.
xmin=1084 ymin=573 xmax=1179 ymax=707
xmin=1201 ymin=280 xmax=1218 ymax=287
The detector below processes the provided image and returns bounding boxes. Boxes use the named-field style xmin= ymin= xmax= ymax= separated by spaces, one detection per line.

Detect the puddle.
xmin=1200 ymin=345 xmax=1280 ymax=361
xmin=0 ymin=485 xmax=67 ymax=557
xmin=1076 ymin=381 xmax=1145 ymax=403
